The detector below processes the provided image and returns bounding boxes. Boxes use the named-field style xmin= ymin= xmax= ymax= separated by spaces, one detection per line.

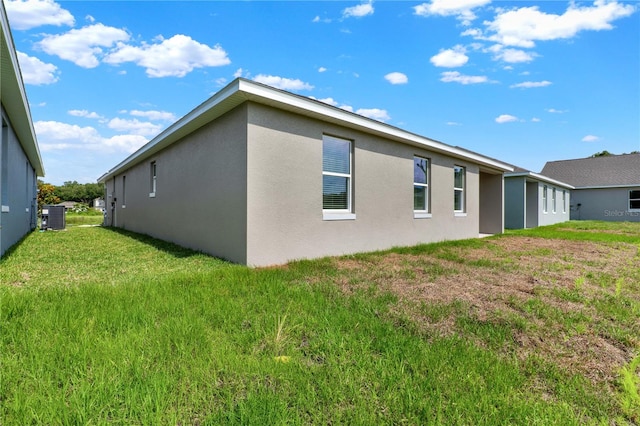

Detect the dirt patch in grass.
xmin=329 ymin=236 xmax=639 ymax=388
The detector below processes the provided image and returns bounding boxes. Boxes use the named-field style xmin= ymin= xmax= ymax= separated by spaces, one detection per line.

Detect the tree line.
xmin=37 ymin=180 xmax=104 ymax=210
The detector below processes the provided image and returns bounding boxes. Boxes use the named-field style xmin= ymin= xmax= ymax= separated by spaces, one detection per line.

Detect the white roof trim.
xmin=573 ymin=184 xmax=640 ymax=190
xmin=99 ymin=78 xmax=513 ymax=182
xmin=505 ymin=171 xmax=574 ymax=189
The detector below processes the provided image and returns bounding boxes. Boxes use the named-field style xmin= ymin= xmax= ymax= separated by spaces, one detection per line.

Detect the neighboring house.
xmin=99 ymin=78 xmax=512 ymax=266
xmin=56 ymin=201 xmax=78 ymax=211
xmin=93 ymin=198 xmax=105 ymax=211
xmin=0 ymin=3 xmax=45 ymax=257
xmin=504 ymin=167 xmax=573 ymax=229
xmin=541 ymin=154 xmax=640 ymax=222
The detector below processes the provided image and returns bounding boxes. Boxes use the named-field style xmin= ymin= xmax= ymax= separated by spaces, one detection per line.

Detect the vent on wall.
xmin=41 ymin=205 xmax=66 ymax=230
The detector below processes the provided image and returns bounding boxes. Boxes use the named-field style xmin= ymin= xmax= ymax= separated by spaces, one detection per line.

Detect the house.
xmin=504 ymin=167 xmax=573 ymax=229
xmin=541 ymin=154 xmax=640 ymax=222
xmin=56 ymin=201 xmax=78 ymax=211
xmin=0 ymin=2 xmax=45 ymax=257
xmin=98 ymin=78 xmax=513 ymax=266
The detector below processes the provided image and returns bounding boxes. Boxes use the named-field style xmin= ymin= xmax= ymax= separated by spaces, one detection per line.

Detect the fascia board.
xmin=574 ymin=184 xmax=640 ymax=190
xmin=99 ymin=78 xmax=513 ymax=182
xmin=506 ymin=172 xmax=574 ymax=189
xmin=0 ymin=4 xmax=44 ymax=176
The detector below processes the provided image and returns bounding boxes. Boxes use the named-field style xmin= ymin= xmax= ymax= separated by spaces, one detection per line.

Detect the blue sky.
xmin=6 ymin=0 xmax=639 ymax=185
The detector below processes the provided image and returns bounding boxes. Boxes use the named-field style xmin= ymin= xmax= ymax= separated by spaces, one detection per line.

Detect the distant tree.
xmin=630 ymin=151 xmax=640 ymax=154
xmin=591 ymin=150 xmax=613 ymax=157
xmin=56 ymin=181 xmax=104 ymax=205
xmin=37 ymin=180 xmax=60 ymax=212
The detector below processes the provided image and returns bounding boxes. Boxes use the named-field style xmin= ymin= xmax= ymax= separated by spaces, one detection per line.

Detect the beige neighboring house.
xmin=542 ymin=154 xmax=640 ymax=222
xmin=1 ymin=2 xmax=45 ymax=256
xmin=98 ymin=78 xmax=513 ymax=266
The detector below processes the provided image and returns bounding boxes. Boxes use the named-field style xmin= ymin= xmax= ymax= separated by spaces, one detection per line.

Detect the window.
xmin=453 ymin=165 xmax=465 ymax=213
xmin=150 ymin=161 xmax=157 ymax=197
xmin=552 ymin=188 xmax=557 ymax=213
xmin=322 ymin=135 xmax=353 ymax=219
xmin=122 ymin=175 xmax=126 ymax=207
xmin=414 ymin=157 xmax=430 ymax=217
xmin=562 ymin=190 xmax=567 ymax=213
xmin=1 ymin=122 xmax=8 ymax=209
xmin=542 ymin=185 xmax=548 ymax=213
xmin=630 ymin=190 xmax=640 ymax=211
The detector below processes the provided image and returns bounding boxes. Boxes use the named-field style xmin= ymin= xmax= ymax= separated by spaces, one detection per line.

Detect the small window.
xmin=150 ymin=161 xmax=157 ymax=197
xmin=322 ymin=135 xmax=352 ymax=212
xmin=562 ymin=190 xmax=567 ymax=213
xmin=542 ymin=185 xmax=548 ymax=213
xmin=122 ymin=175 xmax=126 ymax=207
xmin=630 ymin=190 xmax=640 ymax=211
xmin=413 ymin=157 xmax=429 ymax=213
xmin=454 ymin=165 xmax=465 ymax=213
xmin=552 ymin=188 xmax=557 ymax=213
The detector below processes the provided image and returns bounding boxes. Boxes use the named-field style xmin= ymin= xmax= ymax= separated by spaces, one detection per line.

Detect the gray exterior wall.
xmin=505 ymin=176 xmax=526 ymax=229
xmin=504 ymin=176 xmax=570 ymax=229
xmin=104 ymin=101 xmax=505 ymax=266
xmin=104 ymin=105 xmax=249 ymax=264
xmin=244 ymin=103 xmax=484 ymax=266
xmin=571 ymin=188 xmax=640 ymax=222
xmin=1 ymin=109 xmax=38 ymax=256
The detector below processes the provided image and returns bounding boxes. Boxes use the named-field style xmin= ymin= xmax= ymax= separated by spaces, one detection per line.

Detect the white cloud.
xmin=16 ymin=51 xmax=59 ymax=85
xmin=343 ymin=1 xmax=374 ymax=18
xmin=340 ymin=105 xmax=354 ymax=112
xmin=37 ymin=24 xmax=130 ymax=68
xmin=414 ymin=0 xmax=490 ymax=25
xmin=547 ymin=108 xmax=568 ymax=113
xmin=68 ymin=109 xmax=103 ymax=119
xmin=430 ymin=45 xmax=469 ymax=67
xmin=34 ymin=120 xmax=148 ymax=153
xmin=356 ymin=108 xmax=390 ymax=122
xmin=318 ymin=67 xmax=327 ymax=73
xmin=86 ymin=15 xmax=95 ymax=23
xmin=510 ymin=80 xmax=552 ymax=89
xmin=128 ymin=110 xmax=177 ymax=122
xmin=447 ymin=121 xmax=462 ymax=126
xmin=493 ymin=47 xmax=536 ymax=63
xmin=312 ymin=15 xmax=331 ymax=23
xmin=482 ymin=1 xmax=636 ymax=48
xmin=104 ymin=35 xmax=230 ymax=78
xmin=495 ymin=114 xmax=519 ymax=123
xmin=107 ymin=118 xmax=162 ymax=137
xmin=252 ymin=75 xmax=314 ymax=91
xmin=531 ymin=117 xmax=541 ymax=122
xmin=582 ymin=135 xmax=600 ymax=142
xmin=315 ymin=97 xmax=339 ymax=107
xmin=384 ymin=72 xmax=408 ymax=84
xmin=440 ymin=71 xmax=488 ymax=84
xmin=4 ymin=0 xmax=74 ymax=30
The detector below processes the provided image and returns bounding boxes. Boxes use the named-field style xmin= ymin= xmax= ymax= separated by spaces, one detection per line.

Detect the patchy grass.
xmin=1 ymin=221 xmax=639 ymax=424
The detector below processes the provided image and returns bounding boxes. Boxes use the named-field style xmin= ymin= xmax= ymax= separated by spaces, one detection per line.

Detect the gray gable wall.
xmin=541 ymin=154 xmax=640 ymax=188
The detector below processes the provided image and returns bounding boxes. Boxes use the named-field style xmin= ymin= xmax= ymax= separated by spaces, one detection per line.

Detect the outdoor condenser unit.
xmin=41 ymin=205 xmax=66 ymax=230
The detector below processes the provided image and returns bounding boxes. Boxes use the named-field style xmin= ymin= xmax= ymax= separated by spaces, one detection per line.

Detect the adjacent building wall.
xmin=571 ymin=188 xmax=640 ymax=222
xmin=104 ymin=105 xmax=250 ymax=264
xmin=537 ymin=183 xmax=571 ymax=226
xmin=0 ymin=110 xmax=38 ymax=256
xmin=525 ymin=181 xmax=538 ymax=229
xmin=244 ymin=103 xmax=493 ymax=266
xmin=504 ymin=176 xmax=526 ymax=229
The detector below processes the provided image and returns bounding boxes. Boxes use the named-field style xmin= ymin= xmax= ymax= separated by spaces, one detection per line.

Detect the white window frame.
xmin=149 ymin=161 xmax=157 ymax=198
xmin=413 ymin=156 xmax=431 ymax=218
xmin=629 ymin=189 xmax=640 ymax=211
xmin=121 ymin=175 xmax=126 ymax=208
xmin=562 ymin=190 xmax=567 ymax=213
xmin=542 ymin=185 xmax=548 ymax=213
xmin=322 ymin=135 xmax=355 ymax=220
xmin=552 ymin=188 xmax=557 ymax=213
xmin=453 ymin=165 xmax=466 ymax=215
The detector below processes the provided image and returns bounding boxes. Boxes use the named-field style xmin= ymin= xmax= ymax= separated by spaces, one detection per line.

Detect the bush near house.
xmin=1 ymin=221 xmax=638 ymax=424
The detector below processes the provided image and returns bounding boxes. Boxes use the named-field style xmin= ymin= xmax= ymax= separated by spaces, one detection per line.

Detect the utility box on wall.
xmin=41 ymin=205 xmax=66 ymax=230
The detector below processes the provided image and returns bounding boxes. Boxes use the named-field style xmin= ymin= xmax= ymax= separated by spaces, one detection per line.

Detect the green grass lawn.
xmin=1 ymin=222 xmax=639 ymax=424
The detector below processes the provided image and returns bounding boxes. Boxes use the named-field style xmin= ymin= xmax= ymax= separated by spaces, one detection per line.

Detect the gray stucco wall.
xmin=104 ymin=105 xmax=249 ymax=264
xmin=504 ymin=177 xmax=525 ymax=229
xmin=537 ymin=183 xmax=571 ymax=226
xmin=525 ymin=181 xmax=538 ymax=228
xmin=1 ymin=110 xmax=38 ymax=256
xmin=244 ymin=103 xmax=487 ymax=266
xmin=571 ymin=188 xmax=640 ymax=222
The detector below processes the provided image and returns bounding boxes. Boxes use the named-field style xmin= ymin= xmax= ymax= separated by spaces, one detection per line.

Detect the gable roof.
xmin=99 ymin=78 xmax=512 ymax=182
xmin=0 ymin=2 xmax=44 ymax=176
xmin=541 ymin=154 xmax=640 ymax=188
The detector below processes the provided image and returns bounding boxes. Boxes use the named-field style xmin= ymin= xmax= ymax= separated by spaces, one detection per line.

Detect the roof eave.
xmin=0 ymin=3 xmax=44 ymax=177
xmin=99 ymin=78 xmax=513 ymax=182
xmin=505 ymin=171 xmax=574 ymax=189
